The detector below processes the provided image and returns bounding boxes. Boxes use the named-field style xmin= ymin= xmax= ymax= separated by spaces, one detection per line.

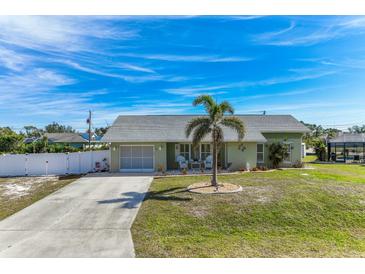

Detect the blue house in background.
xmin=80 ymin=133 xmax=102 ymax=142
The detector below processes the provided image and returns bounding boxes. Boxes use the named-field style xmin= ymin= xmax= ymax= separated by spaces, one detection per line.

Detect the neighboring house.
xmin=45 ymin=133 xmax=89 ymax=148
xmin=23 ymin=137 xmax=40 ymax=144
xmin=102 ymin=115 xmax=310 ymax=172
xmin=80 ymin=132 xmax=103 ymax=142
xmin=327 ymin=133 xmax=365 ymax=163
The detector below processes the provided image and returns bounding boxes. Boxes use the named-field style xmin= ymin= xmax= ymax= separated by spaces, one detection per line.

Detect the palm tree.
xmin=185 ymin=95 xmax=245 ymax=187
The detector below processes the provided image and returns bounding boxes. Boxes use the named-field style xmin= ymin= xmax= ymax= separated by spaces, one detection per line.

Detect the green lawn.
xmin=0 ymin=175 xmax=81 ymax=220
xmin=132 ymin=164 xmax=365 ymax=257
xmin=303 ymin=155 xmax=318 ymax=162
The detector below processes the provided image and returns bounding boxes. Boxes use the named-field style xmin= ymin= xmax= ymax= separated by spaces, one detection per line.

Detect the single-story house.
xmin=80 ymin=132 xmax=103 ymax=142
xmin=328 ymin=133 xmax=365 ymax=162
xmin=45 ymin=133 xmax=89 ymax=148
xmin=102 ymin=115 xmax=309 ymax=173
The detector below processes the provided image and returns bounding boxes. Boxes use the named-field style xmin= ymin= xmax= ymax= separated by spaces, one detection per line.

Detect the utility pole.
xmin=87 ymin=110 xmax=92 ymax=150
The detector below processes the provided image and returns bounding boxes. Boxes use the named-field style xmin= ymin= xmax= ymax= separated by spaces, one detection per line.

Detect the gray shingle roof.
xmin=329 ymin=133 xmax=365 ymax=143
xmin=45 ymin=133 xmax=88 ymax=143
xmin=102 ymin=115 xmax=309 ymax=143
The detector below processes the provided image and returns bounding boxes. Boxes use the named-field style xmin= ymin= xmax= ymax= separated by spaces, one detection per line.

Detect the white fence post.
xmin=45 ymin=160 xmax=48 ymax=176
xmin=66 ymin=153 xmax=69 ymax=174
xmin=91 ymin=150 xmax=94 ymax=173
xmin=25 ymin=154 xmax=28 ymax=176
xmin=78 ymin=152 xmax=81 ymax=174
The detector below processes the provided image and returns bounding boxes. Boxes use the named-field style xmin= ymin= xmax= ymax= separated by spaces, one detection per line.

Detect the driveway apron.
xmin=0 ymin=174 xmax=152 ymax=257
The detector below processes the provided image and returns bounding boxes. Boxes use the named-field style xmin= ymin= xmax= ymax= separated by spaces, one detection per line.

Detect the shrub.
xmin=257 ymin=166 xmax=268 ymax=171
xmin=157 ymin=164 xmax=164 ymax=173
xmin=313 ymin=138 xmax=326 ymax=161
xmin=292 ymin=161 xmax=305 ymax=168
xmin=268 ymin=142 xmax=290 ymax=168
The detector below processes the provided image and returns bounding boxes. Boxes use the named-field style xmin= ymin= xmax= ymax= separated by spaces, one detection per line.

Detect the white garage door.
xmin=120 ymin=145 xmax=154 ymax=172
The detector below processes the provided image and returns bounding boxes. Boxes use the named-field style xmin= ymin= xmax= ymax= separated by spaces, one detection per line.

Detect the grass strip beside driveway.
xmin=0 ymin=175 xmax=81 ymax=221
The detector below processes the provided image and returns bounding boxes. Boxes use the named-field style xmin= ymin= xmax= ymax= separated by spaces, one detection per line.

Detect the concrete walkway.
xmin=0 ymin=174 xmax=152 ymax=257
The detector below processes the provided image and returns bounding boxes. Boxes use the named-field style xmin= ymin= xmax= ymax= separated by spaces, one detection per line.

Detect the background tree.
xmin=45 ymin=122 xmax=75 ymax=133
xmin=301 ymin=121 xmax=341 ymax=148
xmin=23 ymin=125 xmax=44 ymax=137
xmin=24 ymin=135 xmax=48 ymax=153
xmin=0 ymin=127 xmax=24 ymax=153
xmin=348 ymin=125 xmax=365 ymax=133
xmin=268 ymin=143 xmax=289 ymax=168
xmin=185 ymin=95 xmax=245 ymax=187
xmin=94 ymin=127 xmax=109 ymax=136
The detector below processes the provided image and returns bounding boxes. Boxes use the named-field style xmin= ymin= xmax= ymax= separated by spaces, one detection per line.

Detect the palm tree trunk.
xmin=211 ymin=139 xmax=218 ymax=187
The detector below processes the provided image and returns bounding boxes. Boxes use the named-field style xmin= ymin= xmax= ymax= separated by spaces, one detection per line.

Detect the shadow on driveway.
xmin=97 ymin=187 xmax=191 ymax=208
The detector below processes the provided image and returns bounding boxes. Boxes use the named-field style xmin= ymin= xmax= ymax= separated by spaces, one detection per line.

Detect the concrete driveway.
xmin=0 ymin=174 xmax=152 ymax=257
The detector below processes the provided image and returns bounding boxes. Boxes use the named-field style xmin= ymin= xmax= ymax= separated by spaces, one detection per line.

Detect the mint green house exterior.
xmin=102 ymin=115 xmax=309 ymax=173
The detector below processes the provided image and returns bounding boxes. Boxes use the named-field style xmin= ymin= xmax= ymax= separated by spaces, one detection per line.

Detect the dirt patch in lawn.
xmin=238 ymin=185 xmax=280 ymax=204
xmin=1 ymin=176 xmax=59 ymax=198
xmin=321 ymin=184 xmax=365 ymax=196
xmin=187 ymin=182 xmax=242 ymax=194
xmin=189 ymin=207 xmax=209 ymax=218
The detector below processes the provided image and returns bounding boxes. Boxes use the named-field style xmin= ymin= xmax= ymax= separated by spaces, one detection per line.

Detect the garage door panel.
xmin=142 ymin=157 xmax=153 ymax=169
xmin=132 ymin=146 xmax=143 ymax=157
xmin=120 ymin=146 xmax=131 ymax=156
xmin=131 ymin=157 xmax=143 ymax=169
xmin=120 ymin=157 xmax=131 ymax=169
xmin=142 ymin=146 xmax=153 ymax=157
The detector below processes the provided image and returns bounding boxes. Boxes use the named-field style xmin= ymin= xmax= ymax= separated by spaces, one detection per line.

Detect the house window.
xmin=200 ymin=144 xmax=211 ymax=160
xmin=257 ymin=143 xmax=264 ymax=163
xmin=179 ymin=144 xmax=190 ymax=160
xmin=283 ymin=143 xmax=292 ymax=163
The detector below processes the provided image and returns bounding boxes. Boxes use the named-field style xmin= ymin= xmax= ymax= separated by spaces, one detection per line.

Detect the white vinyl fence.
xmin=0 ymin=150 xmax=110 ymax=177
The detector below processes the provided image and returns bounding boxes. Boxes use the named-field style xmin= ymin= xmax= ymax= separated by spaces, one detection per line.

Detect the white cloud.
xmin=232 ymin=88 xmax=321 ymax=102
xmin=0 ymin=47 xmax=31 ymax=71
xmin=115 ymin=63 xmax=155 ymax=73
xmin=165 ymin=84 xmax=234 ymax=97
xmin=228 ymin=16 xmax=266 ymax=21
xmin=119 ymin=53 xmax=252 ymax=63
xmin=54 ymin=59 xmax=178 ymax=83
xmin=165 ymin=68 xmax=337 ymax=96
xmin=0 ymin=68 xmax=75 ymax=91
xmin=254 ymin=16 xmax=365 ymax=47
xmin=0 ymin=16 xmax=138 ymax=53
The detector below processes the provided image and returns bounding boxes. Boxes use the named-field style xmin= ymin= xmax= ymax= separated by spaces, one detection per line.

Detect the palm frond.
xmin=191 ymin=124 xmax=212 ymax=148
xmin=185 ymin=117 xmax=211 ymax=138
xmin=192 ymin=95 xmax=216 ymax=114
xmin=220 ymin=116 xmax=245 ymax=140
xmin=219 ymin=101 xmax=234 ymax=115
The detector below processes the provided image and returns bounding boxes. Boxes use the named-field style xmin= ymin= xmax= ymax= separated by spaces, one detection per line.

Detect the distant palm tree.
xmin=186 ymin=95 xmax=245 ymax=187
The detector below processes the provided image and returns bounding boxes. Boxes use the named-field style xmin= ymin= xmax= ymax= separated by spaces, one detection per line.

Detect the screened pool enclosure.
xmin=328 ymin=133 xmax=365 ymax=163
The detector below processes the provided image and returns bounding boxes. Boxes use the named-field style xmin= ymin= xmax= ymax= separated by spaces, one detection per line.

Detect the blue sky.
xmin=1 ymin=16 xmax=365 ymax=131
